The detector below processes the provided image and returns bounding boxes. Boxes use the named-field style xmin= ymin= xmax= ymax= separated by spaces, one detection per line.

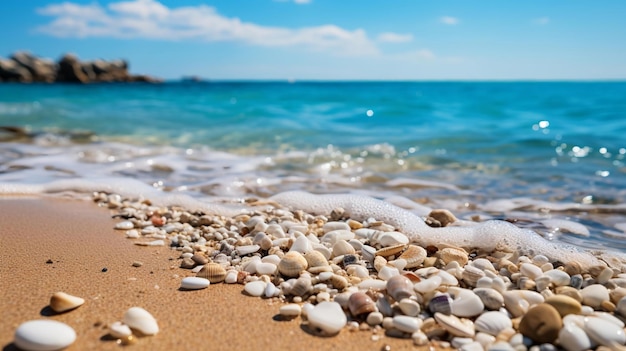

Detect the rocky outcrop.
xmin=0 ymin=51 xmax=160 ymax=83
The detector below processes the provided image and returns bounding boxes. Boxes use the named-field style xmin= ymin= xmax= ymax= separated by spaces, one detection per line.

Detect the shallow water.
xmin=1 ymin=81 xmax=625 ymax=251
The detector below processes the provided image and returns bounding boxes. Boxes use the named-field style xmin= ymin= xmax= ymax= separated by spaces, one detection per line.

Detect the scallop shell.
xmin=474 ymin=311 xmax=512 ymax=336
xmin=375 ymin=244 xmax=406 ymax=258
xmin=436 ymin=247 xmax=469 ymax=266
xmin=304 ymin=250 xmax=329 ymax=268
xmin=329 ymin=274 xmax=349 ymax=291
xmin=50 ymin=292 xmax=85 ymax=313
xmin=399 ymin=245 xmax=427 ymax=269
xmin=348 ymin=291 xmax=377 ymax=318
xmin=196 ymin=263 xmax=227 ymax=283
xmin=289 ymin=276 xmax=313 ymax=297
xmin=278 ymin=251 xmax=308 ymax=277
xmin=386 ymin=275 xmax=415 ymax=302
xmin=434 ymin=312 xmax=475 ymax=338
xmin=462 ymin=265 xmax=486 ymax=287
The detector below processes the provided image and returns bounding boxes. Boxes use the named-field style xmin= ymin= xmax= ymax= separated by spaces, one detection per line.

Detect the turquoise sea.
xmin=1 ymin=81 xmax=625 ymax=251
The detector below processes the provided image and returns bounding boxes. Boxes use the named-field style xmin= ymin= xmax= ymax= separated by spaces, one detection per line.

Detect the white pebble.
xmin=264 ymin=282 xmax=279 ymax=298
xmin=244 ymin=281 xmax=266 ymax=297
xmin=224 ymin=270 xmax=238 ymax=284
xmin=14 ymin=320 xmax=76 ymax=351
xmin=115 ymin=221 xmax=134 ymax=230
xmin=393 ymin=315 xmax=422 ymax=333
xmin=279 ymin=304 xmax=301 ymax=318
xmin=125 ymin=229 xmax=140 ymax=238
xmin=109 ymin=321 xmax=132 ymax=339
xmin=123 ymin=307 xmax=159 ymax=335
xmin=307 ymin=301 xmax=347 ymax=335
xmin=180 ymin=277 xmax=210 ymax=290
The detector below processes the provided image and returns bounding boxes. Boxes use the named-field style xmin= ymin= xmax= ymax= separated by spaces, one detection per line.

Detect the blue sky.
xmin=1 ymin=0 xmax=625 ymax=80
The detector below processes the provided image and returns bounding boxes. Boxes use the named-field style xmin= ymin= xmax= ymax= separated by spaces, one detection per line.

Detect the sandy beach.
xmin=0 ymin=196 xmax=427 ymax=351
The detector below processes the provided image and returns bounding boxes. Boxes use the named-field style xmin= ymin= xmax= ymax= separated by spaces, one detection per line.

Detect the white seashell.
xmin=278 ymin=251 xmax=308 ymax=277
xmin=558 ymin=323 xmax=592 ymax=351
xmin=236 ymin=244 xmax=260 ymax=256
xmin=474 ymin=311 xmax=512 ymax=336
xmin=520 ymin=263 xmax=543 ymax=280
xmin=180 ymin=277 xmax=210 ymax=290
xmin=389 ymin=258 xmax=407 ymax=271
xmin=393 ymin=315 xmax=422 ymax=333
xmin=289 ymin=235 xmax=312 ymax=254
xmin=321 ymin=230 xmax=354 ymax=245
xmin=473 ymin=288 xmax=504 ymax=311
xmin=224 ymin=270 xmax=238 ymax=284
xmin=475 ymin=332 xmax=496 ymax=349
xmin=358 ymin=279 xmax=387 ymax=291
xmin=449 ymin=287 xmax=484 ymax=317
xmin=244 ymin=281 xmax=267 ymax=297
xmin=414 ymin=275 xmax=442 ymax=294
xmin=115 ymin=221 xmax=134 ymax=230
xmin=387 ymin=275 xmax=415 ymax=302
xmin=346 ymin=264 xmax=369 ymax=278
xmin=583 ymin=316 xmax=626 ymax=347
xmin=14 ymin=320 xmax=76 ymax=351
xmin=438 ymin=270 xmax=459 ymax=286
xmin=323 ymin=221 xmax=351 ymax=233
xmin=434 ymin=312 xmax=475 ymax=337
xmin=109 ymin=321 xmax=132 ymax=339
xmin=266 ymin=223 xmax=286 ymax=238
xmin=261 ymin=254 xmax=281 ymax=265
xmin=279 ymin=304 xmax=301 ymax=318
xmin=581 ymin=284 xmax=610 ymax=309
xmin=462 ymin=265 xmax=486 ymax=287
xmin=122 ymin=307 xmax=159 ymax=336
xmin=49 ymin=292 xmax=85 ymax=313
xmin=543 ymin=269 xmax=571 ymax=286
xmin=502 ymin=291 xmax=530 ymax=317
xmin=332 ymin=240 xmax=355 ymax=258
xmin=307 ymin=301 xmax=347 ymax=335
xmin=399 ymin=245 xmax=427 ymax=268
xmin=375 ymin=231 xmax=409 ymax=247
xmin=360 ymin=245 xmax=376 ymax=263
xmin=255 ymin=262 xmax=278 ymax=276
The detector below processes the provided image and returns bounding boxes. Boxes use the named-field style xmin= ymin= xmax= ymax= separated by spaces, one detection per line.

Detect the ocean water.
xmin=1 ymin=81 xmax=625 ymax=252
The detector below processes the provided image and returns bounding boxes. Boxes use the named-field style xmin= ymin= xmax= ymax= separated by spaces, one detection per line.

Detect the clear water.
xmin=1 ymin=81 xmax=625 ymax=250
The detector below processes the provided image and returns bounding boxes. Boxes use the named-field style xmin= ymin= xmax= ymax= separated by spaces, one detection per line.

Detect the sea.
xmin=1 ymin=81 xmax=625 ymax=252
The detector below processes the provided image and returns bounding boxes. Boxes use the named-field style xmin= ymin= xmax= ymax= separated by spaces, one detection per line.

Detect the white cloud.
xmin=391 ymin=49 xmax=436 ymax=61
xmin=440 ymin=16 xmax=459 ymax=25
xmin=376 ymin=32 xmax=413 ymax=43
xmin=293 ymin=0 xmax=312 ymax=4
xmin=36 ymin=0 xmax=375 ymax=55
xmin=533 ymin=17 xmax=550 ymax=25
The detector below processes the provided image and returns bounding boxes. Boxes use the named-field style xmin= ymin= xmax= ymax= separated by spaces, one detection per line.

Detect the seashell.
xmin=289 ymin=276 xmax=313 ymax=297
xmin=244 ymin=281 xmax=266 ymax=297
xmin=307 ymin=302 xmax=347 ymax=335
xmin=224 ymin=270 xmax=238 ymax=284
xmin=474 ymin=311 xmax=512 ymax=336
xmin=402 ymin=271 xmax=422 ymax=283
xmin=14 ymin=320 xmax=77 ymax=351
xmin=375 ymin=243 xmax=406 ymax=258
xmin=386 ymin=275 xmax=415 ymax=302
xmin=376 ymin=293 xmax=394 ymax=317
xmin=123 ymin=307 xmax=159 ymax=336
xmin=558 ymin=323 xmax=591 ymax=351
xmin=304 ymin=250 xmax=329 ymax=269
xmin=329 ymin=274 xmax=349 ymax=291
xmin=437 ymin=247 xmax=469 ymax=266
xmin=372 ymin=231 xmax=409 ymax=247
xmin=346 ymin=264 xmax=369 ymax=278
xmin=278 ymin=251 xmax=308 ymax=277
xmin=50 ymin=292 xmax=85 ymax=313
xmin=399 ymin=245 xmax=427 ymax=268
xmin=348 ymin=291 xmax=377 ymax=318
xmin=581 ymin=284 xmax=610 ymax=309
xmin=373 ymin=255 xmax=387 ymax=272
xmin=473 ymin=288 xmax=504 ymax=311
xmin=393 ymin=315 xmax=423 ymax=333
xmin=180 ymin=277 xmax=210 ymax=290
xmin=502 ymin=291 xmax=530 ymax=317
xmin=361 ymin=244 xmax=376 ymax=264
xmin=429 ymin=294 xmax=453 ymax=315
xmin=191 ymin=253 xmax=208 ymax=265
xmin=471 ymin=258 xmax=497 ymax=273
xmin=449 ymin=287 xmax=485 ymax=317
xmin=279 ymin=304 xmax=301 ymax=318
xmin=358 ymin=279 xmax=387 ymax=291
xmin=253 ymin=232 xmax=273 ymax=251
xmin=583 ymin=316 xmax=626 ymax=347
xmin=398 ymin=298 xmax=421 ymax=316
xmin=321 ymin=229 xmax=354 ymax=245
xmin=378 ymin=265 xmax=400 ymax=281
xmin=332 ymin=240 xmax=355 ymax=258
xmin=434 ymin=312 xmax=475 ymax=338
xmin=109 ymin=321 xmax=132 ymax=339
xmin=289 ymin=235 xmax=312 ymax=254
xmin=196 ymin=263 xmax=227 ymax=283
xmin=462 ymin=265 xmax=486 ymax=287
xmin=437 ymin=270 xmax=459 ymax=286
xmin=323 ymin=221 xmax=350 ymax=233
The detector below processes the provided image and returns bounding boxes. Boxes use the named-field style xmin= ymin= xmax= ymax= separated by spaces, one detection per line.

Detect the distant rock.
xmin=0 ymin=51 xmax=161 ymax=84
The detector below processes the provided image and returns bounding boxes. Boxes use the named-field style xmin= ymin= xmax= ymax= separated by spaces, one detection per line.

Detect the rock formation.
xmin=0 ymin=51 xmax=160 ymax=83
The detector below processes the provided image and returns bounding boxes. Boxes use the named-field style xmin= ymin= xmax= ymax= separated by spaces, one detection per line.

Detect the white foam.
xmin=270 ymin=191 xmax=626 ymax=270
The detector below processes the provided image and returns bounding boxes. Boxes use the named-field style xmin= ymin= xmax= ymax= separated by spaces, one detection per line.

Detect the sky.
xmin=1 ymin=0 xmax=625 ymax=80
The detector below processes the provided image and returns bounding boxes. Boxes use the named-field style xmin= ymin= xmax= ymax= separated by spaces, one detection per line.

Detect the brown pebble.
xmin=191 ymin=253 xmax=209 ymax=265
xmin=555 ymin=286 xmax=583 ymax=302
xmin=132 ymin=261 xmax=143 ymax=267
xmin=428 ymin=209 xmax=457 ymax=227
xmin=544 ymin=295 xmax=582 ymax=317
xmin=180 ymin=257 xmax=196 ymax=269
xmin=519 ymin=303 xmax=562 ymax=344
xmin=601 ymin=300 xmax=616 ymax=312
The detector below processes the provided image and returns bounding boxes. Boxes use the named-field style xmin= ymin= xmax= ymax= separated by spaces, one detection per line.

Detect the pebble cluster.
xmin=96 ymin=191 xmax=626 ymax=351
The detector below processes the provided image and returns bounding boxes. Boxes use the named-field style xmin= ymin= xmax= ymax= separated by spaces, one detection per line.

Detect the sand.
xmin=0 ymin=196 xmax=426 ymax=351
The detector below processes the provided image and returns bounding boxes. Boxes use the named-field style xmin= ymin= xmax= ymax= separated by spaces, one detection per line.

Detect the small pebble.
xmin=14 ymin=320 xmax=76 ymax=351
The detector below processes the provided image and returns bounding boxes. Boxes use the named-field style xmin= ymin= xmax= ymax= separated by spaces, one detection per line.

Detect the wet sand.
xmin=0 ymin=197 xmax=424 ymax=351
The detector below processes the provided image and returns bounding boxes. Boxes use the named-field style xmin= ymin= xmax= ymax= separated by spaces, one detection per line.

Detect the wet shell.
xmin=348 ymin=291 xmax=377 ymax=318
xmin=437 ymin=247 xmax=469 ymax=266
xmin=50 ymin=292 xmax=85 ymax=313
xmin=289 ymin=276 xmax=313 ymax=297
xmin=375 ymin=244 xmax=406 ymax=258
xmin=196 ymin=263 xmax=227 ymax=283
xmin=386 ymin=275 xmax=415 ymax=302
xmin=278 ymin=251 xmax=308 ymax=277
xmin=399 ymin=245 xmax=427 ymax=269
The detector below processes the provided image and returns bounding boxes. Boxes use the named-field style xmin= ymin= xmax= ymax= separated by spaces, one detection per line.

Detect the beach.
xmin=1 ymin=196 xmax=435 ymax=351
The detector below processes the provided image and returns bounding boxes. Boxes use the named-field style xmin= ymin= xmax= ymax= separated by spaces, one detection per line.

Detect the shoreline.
xmin=0 ymin=196 xmax=424 ymax=351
